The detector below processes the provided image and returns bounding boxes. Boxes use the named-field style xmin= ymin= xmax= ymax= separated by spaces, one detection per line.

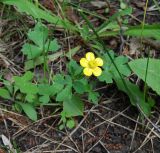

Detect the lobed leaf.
xmin=28 ymin=22 xmax=48 ymax=47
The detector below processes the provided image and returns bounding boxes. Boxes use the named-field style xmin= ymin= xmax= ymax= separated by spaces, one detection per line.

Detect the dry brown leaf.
xmin=0 ymin=110 xmax=31 ymax=127
xmin=1 ymin=135 xmax=17 ymax=153
xmin=40 ymin=0 xmax=55 ymax=12
xmin=65 ymin=7 xmax=79 ymax=23
xmin=91 ymin=1 xmax=107 ymax=9
xmin=133 ymin=1 xmax=145 ymax=9
xmin=0 ymin=148 xmax=5 ymax=153
xmin=0 ymin=53 xmax=10 ymax=68
xmin=129 ymin=38 xmax=141 ymax=55
xmin=3 ymin=72 xmax=13 ymax=83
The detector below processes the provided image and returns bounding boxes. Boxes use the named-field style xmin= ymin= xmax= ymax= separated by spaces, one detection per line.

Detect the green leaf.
xmin=88 ymin=91 xmax=100 ymax=104
xmin=3 ymin=80 xmax=13 ymax=94
xmin=66 ymin=119 xmax=75 ymax=129
xmin=73 ymin=79 xmax=89 ymax=94
xmin=60 ymin=111 xmax=67 ymax=123
xmin=65 ymin=46 xmax=81 ymax=59
xmin=51 ymin=83 xmax=64 ymax=96
xmin=21 ymin=71 xmax=33 ymax=81
xmin=129 ymin=58 xmax=160 ymax=95
xmin=38 ymin=84 xmax=53 ymax=95
xmin=99 ymin=51 xmax=131 ymax=83
xmin=45 ymin=39 xmax=60 ymax=52
xmin=98 ymin=70 xmax=113 ymax=83
xmin=68 ymin=60 xmax=82 ymax=76
xmin=97 ymin=7 xmax=132 ymax=33
xmin=28 ymin=22 xmax=48 ymax=47
xmin=65 ymin=75 xmax=73 ymax=86
xmin=103 ymin=50 xmax=115 ymax=65
xmin=22 ymin=43 xmax=42 ymax=59
xmin=24 ymin=56 xmax=44 ymax=70
xmin=63 ymin=95 xmax=84 ymax=117
xmin=111 ymin=55 xmax=131 ymax=77
xmin=15 ymin=81 xmax=38 ymax=95
xmin=24 ymin=52 xmax=63 ymax=70
xmin=14 ymin=71 xmax=38 ymax=95
xmin=0 ymin=88 xmax=11 ymax=99
xmin=53 ymin=74 xmax=65 ymax=85
xmin=96 ymin=24 xmax=160 ymax=40
xmin=80 ymin=25 xmax=90 ymax=41
xmin=21 ymin=22 xmax=49 ymax=60
xmin=25 ymin=94 xmax=36 ymax=103
xmin=97 ymin=21 xmax=119 ymax=34
xmin=22 ymin=22 xmax=61 ymax=66
xmin=39 ymin=95 xmax=50 ymax=104
xmin=115 ymin=78 xmax=154 ymax=116
xmin=125 ymin=24 xmax=160 ymax=40
xmin=17 ymin=102 xmax=37 ymax=121
xmin=1 ymin=0 xmax=75 ymax=31
xmin=56 ymin=85 xmax=72 ymax=102
xmin=59 ymin=124 xmax=65 ymax=130
xmin=38 ymin=83 xmax=64 ymax=97
xmin=51 ymin=74 xmax=67 ymax=96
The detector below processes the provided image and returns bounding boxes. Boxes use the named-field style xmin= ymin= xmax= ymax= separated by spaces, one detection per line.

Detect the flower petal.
xmin=92 ymin=67 xmax=102 ymax=77
xmin=95 ymin=58 xmax=103 ymax=66
xmin=80 ymin=58 xmax=89 ymax=67
xmin=83 ymin=67 xmax=93 ymax=76
xmin=86 ymin=52 xmax=95 ymax=61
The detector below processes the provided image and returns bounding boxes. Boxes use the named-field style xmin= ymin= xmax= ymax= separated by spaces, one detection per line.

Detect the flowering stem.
xmin=79 ymin=11 xmax=135 ymax=104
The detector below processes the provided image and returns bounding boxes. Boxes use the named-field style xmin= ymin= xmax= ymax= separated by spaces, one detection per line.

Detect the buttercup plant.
xmin=0 ymin=0 xmax=159 ymax=135
xmin=80 ymin=52 xmax=103 ymax=77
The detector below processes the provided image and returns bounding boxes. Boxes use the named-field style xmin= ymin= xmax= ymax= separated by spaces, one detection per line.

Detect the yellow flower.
xmin=80 ymin=52 xmax=103 ymax=77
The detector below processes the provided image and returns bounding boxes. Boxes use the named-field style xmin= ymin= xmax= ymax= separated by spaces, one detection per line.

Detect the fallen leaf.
xmin=39 ymin=0 xmax=55 ymax=12
xmin=65 ymin=6 xmax=79 ymax=23
xmin=129 ymin=38 xmax=141 ymax=55
xmin=91 ymin=1 xmax=107 ymax=9
xmin=0 ymin=110 xmax=31 ymax=127
xmin=0 ymin=148 xmax=5 ymax=153
xmin=1 ymin=135 xmax=17 ymax=153
xmin=1 ymin=135 xmax=12 ymax=149
xmin=133 ymin=1 xmax=145 ymax=9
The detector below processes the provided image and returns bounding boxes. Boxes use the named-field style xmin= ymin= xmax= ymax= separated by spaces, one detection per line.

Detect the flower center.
xmin=88 ymin=60 xmax=97 ymax=69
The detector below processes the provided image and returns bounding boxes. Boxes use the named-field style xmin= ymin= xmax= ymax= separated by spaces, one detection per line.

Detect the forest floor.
xmin=0 ymin=0 xmax=160 ymax=153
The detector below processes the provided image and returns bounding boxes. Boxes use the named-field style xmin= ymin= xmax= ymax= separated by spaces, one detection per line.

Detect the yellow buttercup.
xmin=80 ymin=52 xmax=103 ymax=77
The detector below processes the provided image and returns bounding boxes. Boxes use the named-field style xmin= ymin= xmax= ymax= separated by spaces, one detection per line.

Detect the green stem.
xmin=142 ymin=0 xmax=149 ymax=101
